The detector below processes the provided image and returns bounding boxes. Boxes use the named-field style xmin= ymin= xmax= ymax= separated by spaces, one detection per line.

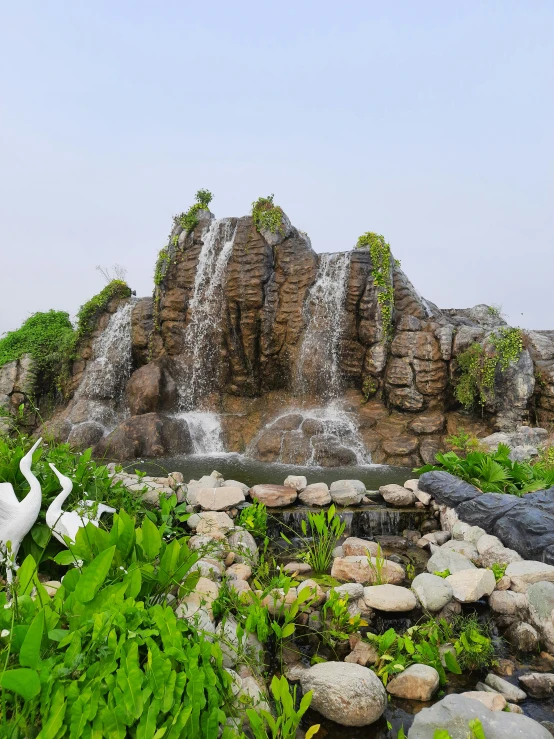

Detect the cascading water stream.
xmin=67 ymin=299 xmax=136 ymax=435
xmin=179 ymin=218 xmax=236 ymax=412
xmin=174 ymin=411 xmax=225 ymax=454
xmin=294 ymin=252 xmax=350 ymax=399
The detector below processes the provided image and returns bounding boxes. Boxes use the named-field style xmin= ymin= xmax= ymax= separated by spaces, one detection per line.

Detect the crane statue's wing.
xmin=0 ymin=482 xmax=21 ymax=518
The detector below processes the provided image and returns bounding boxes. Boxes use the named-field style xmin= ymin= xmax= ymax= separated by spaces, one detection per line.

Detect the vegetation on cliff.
xmin=0 ymin=311 xmax=74 ymax=394
xmin=75 ymin=279 xmax=132 ymax=339
xmin=454 ymin=327 xmax=524 ymax=410
xmin=252 ymin=195 xmax=285 ymax=235
xmin=173 ymin=188 xmax=213 ymax=237
xmin=356 ymin=232 xmax=395 ymax=340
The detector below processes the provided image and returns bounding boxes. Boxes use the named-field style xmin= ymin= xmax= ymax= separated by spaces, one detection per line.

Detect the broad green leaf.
xmin=19 ymin=608 xmax=45 ymax=668
xmin=443 ymin=649 xmax=462 ymax=674
xmin=74 ymin=545 xmax=116 ymax=603
xmin=305 ymin=726 xmax=320 ymax=739
xmin=16 ymin=555 xmax=38 ymax=595
xmin=54 ymin=550 xmax=77 ymax=566
xmin=37 ymin=685 xmax=67 ymax=738
xmin=31 ymin=524 xmax=52 ymax=549
xmin=0 ymin=668 xmax=41 ymax=700
xmin=141 ymin=517 xmax=162 ymax=560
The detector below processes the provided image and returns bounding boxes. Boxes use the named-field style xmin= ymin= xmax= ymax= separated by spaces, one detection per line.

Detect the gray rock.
xmin=518 ymin=672 xmax=554 ymax=699
xmin=330 ymin=484 xmax=364 ymax=506
xmin=418 ymin=471 xmax=482 ymax=507
xmin=412 ymin=573 xmax=454 ymax=612
xmin=440 ymin=539 xmax=478 ymax=560
xmin=527 ymin=581 xmax=554 ymax=652
xmin=445 ymin=569 xmax=496 ymax=602
xmin=488 ymin=590 xmax=528 ymax=617
xmin=494 ymin=489 xmax=554 ymax=561
xmin=485 ymin=673 xmax=527 ymax=702
xmin=427 ymin=549 xmax=476 ymax=575
xmin=227 ymin=528 xmax=259 ymax=565
xmin=330 ymin=479 xmax=366 ymax=495
xmin=326 ymin=583 xmax=364 ymax=601
xmin=299 ymin=483 xmax=331 ymax=506
xmin=408 ymin=693 xmax=551 ymax=738
xmin=455 ymin=493 xmax=520 ymax=530
xmin=505 ymin=622 xmax=540 ymax=653
xmin=299 ymin=661 xmax=387 ymax=726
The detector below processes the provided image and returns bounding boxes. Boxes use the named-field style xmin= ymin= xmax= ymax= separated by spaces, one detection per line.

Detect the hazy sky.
xmin=1 ymin=1 xmax=553 ymax=336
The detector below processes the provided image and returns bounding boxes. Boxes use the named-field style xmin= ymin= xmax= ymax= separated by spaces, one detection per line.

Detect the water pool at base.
xmin=133 ymin=453 xmax=413 ymax=489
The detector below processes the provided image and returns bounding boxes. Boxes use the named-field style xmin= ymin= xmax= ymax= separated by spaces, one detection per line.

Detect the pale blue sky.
xmin=1 ymin=1 xmax=552 ymax=335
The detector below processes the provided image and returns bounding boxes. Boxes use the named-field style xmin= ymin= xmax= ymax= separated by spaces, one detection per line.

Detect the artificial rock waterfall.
xmin=39 ymin=205 xmax=554 ymax=464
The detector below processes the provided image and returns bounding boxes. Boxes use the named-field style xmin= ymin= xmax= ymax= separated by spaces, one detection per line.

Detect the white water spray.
xmin=294 ymin=252 xmax=350 ymax=399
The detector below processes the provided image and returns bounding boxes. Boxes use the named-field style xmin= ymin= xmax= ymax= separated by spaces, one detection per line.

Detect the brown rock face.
xmin=94 ymin=413 xmax=193 ymax=460
xmin=126 ymin=358 xmax=177 ymax=416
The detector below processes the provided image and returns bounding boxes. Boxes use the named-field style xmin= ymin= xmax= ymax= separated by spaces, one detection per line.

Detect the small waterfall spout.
xmin=78 ymin=300 xmax=136 ymax=403
xmin=247 ymin=404 xmax=371 ymax=466
xmin=179 ymin=219 xmax=236 ymax=411
xmin=294 ymin=252 xmax=350 ymax=399
xmin=174 ymin=411 xmax=224 ymax=454
xmin=65 ymin=299 xmax=136 ymax=441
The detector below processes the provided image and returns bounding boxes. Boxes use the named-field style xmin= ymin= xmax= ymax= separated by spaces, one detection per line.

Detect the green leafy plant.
xmin=454 ymin=328 xmax=524 ymax=411
xmin=361 ymin=376 xmax=378 ymax=402
xmin=251 ymin=195 xmax=285 ymax=235
xmin=175 ymin=189 xmax=214 ymax=234
xmin=433 ymin=570 xmax=451 ymax=579
xmin=490 ymin=562 xmax=507 ymax=582
xmin=76 ymin=279 xmax=132 ymax=339
xmin=0 ymin=522 xmax=238 ymax=737
xmin=246 ymin=676 xmax=320 ymax=739
xmin=237 ymin=501 xmax=268 ymax=537
xmin=415 ymin=443 xmax=554 ymax=495
xmin=321 ymin=589 xmax=366 ymax=646
xmin=433 ymin=718 xmax=486 ymax=738
xmin=367 ymin=543 xmax=389 ymax=584
xmin=281 ymin=506 xmax=345 ymax=574
xmin=356 ymin=232 xmax=395 ymax=340
xmin=405 ymin=562 xmax=416 ymax=582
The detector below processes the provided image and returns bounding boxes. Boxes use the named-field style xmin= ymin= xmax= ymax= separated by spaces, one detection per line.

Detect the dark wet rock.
xmin=418 ymin=471 xmax=482 ymax=507
xmin=493 ymin=488 xmax=554 ymax=561
xmin=455 ymin=493 xmax=520 ymax=529
xmin=67 ymin=421 xmax=105 ymax=449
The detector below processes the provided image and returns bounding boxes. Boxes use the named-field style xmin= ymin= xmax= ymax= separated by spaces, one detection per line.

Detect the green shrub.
xmin=0 ymin=310 xmax=74 ymax=392
xmin=76 ymin=279 xmax=131 ymax=339
xmin=251 ymin=195 xmax=285 ymax=235
xmin=415 ymin=443 xmax=554 ymax=495
xmin=281 ymin=505 xmax=345 ymax=574
xmin=454 ymin=328 xmax=524 ymax=410
xmin=175 ymin=189 xmax=214 ymax=235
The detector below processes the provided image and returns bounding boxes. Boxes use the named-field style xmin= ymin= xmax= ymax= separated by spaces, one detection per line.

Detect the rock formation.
xmin=42 ymin=206 xmax=554 ymax=464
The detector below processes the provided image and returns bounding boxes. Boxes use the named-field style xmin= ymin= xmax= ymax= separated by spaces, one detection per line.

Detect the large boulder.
xmin=299 ymin=662 xmax=387 ymax=726
xmin=408 ymin=693 xmax=552 ymax=738
xmin=125 ymin=359 xmax=177 ymax=416
xmin=493 ymin=489 xmax=554 ymax=560
xmin=445 ymin=569 xmax=496 ymax=603
xmin=455 ymin=493 xmax=520 ymax=529
xmin=331 ymin=556 xmax=405 ymax=585
xmin=418 ymin=471 xmax=482 ymax=507
xmin=94 ymin=413 xmax=193 ymax=459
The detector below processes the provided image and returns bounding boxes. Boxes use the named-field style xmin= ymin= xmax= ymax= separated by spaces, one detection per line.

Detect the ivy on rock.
xmin=356 ymin=232 xmax=396 ymax=341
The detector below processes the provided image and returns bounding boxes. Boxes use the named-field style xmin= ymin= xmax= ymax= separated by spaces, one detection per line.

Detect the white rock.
xmin=427 ymin=549 xmax=476 ymax=575
xmin=222 ymin=479 xmax=249 ymax=494
xmin=461 ymin=691 xmax=506 ymax=711
xmin=379 ymin=484 xmax=416 ymax=507
xmin=440 ymin=540 xmax=478 ymax=560
xmin=342 ymin=537 xmax=380 ymax=557
xmin=363 ymin=584 xmax=417 ymax=612
xmin=283 ymin=475 xmax=307 ymax=492
xmin=299 ymin=483 xmax=332 ymax=506
xmin=387 ymin=664 xmax=440 ymax=701
xmin=196 ymin=486 xmax=245 ymax=511
xmin=446 ymin=569 xmax=496 ymax=602
xmin=485 ymin=673 xmax=527 ymax=702
xmin=330 ymin=479 xmax=366 ymax=494
xmin=403 ymin=479 xmax=420 ymax=492
xmin=415 ymin=489 xmax=432 ymax=505
xmin=477 ymin=534 xmax=504 ymax=554
xmin=299 ymin=662 xmax=387 ymax=726
xmin=506 ymin=561 xmax=554 ymax=591
xmin=488 ymin=590 xmax=528 ymax=616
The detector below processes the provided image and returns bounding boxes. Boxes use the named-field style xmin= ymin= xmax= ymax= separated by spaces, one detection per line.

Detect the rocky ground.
xmin=94 ymin=464 xmax=554 ymax=736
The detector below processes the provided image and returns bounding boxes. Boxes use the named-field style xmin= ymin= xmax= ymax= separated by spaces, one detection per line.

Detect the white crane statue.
xmin=46 ymin=464 xmax=115 ymax=546
xmin=0 ymin=437 xmax=43 ymax=583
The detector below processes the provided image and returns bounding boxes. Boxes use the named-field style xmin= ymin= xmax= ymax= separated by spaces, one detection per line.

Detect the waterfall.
xmin=67 ymin=299 xmax=136 ymax=437
xmin=78 ymin=300 xmax=135 ymax=402
xmin=179 ymin=218 xmax=236 ymax=411
xmin=294 ymin=252 xmax=350 ymax=399
xmin=174 ymin=411 xmax=225 ymax=454
xmin=246 ymin=404 xmax=371 ymax=466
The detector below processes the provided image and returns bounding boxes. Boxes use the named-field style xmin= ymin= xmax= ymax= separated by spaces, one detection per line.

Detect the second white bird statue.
xmin=46 ymin=464 xmax=116 ymax=546
xmin=0 ymin=437 xmax=43 ymax=583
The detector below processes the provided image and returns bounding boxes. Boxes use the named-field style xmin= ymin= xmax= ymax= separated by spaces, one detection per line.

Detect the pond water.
xmin=133 ymin=453 xmax=413 ymax=490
